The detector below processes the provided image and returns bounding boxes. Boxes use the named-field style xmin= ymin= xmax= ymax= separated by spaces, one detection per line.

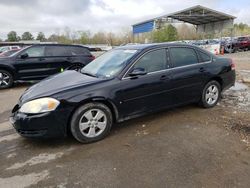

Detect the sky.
xmin=0 ymin=0 xmax=250 ymax=39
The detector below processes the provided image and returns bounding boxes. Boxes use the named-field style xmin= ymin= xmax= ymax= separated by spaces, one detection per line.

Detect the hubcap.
xmin=0 ymin=72 xmax=10 ymax=87
xmin=205 ymin=85 xmax=219 ymax=105
xmin=79 ymin=109 xmax=107 ymax=138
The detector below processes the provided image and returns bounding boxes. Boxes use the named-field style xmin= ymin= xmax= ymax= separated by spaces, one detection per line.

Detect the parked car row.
xmin=182 ymin=36 xmax=250 ymax=53
xmin=0 ymin=44 xmax=95 ymax=89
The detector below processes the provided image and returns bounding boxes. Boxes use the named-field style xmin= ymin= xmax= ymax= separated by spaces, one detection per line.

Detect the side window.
xmin=169 ymin=47 xmax=198 ymax=68
xmin=197 ymin=50 xmax=211 ymax=62
xmin=23 ymin=46 xmax=45 ymax=57
xmin=45 ymin=46 xmax=70 ymax=56
xmin=70 ymin=46 xmax=91 ymax=56
xmin=133 ymin=49 xmax=167 ymax=73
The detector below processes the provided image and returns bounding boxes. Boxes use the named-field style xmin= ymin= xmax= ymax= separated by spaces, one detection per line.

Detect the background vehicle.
xmin=0 ymin=46 xmax=21 ymax=54
xmin=237 ymin=36 xmax=250 ymax=51
xmin=0 ymin=49 xmax=20 ymax=57
xmin=0 ymin=44 xmax=95 ymax=89
xmin=10 ymin=43 xmax=236 ymax=143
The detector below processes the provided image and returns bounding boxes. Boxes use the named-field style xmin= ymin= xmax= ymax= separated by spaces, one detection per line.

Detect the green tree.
xmin=21 ymin=32 xmax=34 ymax=40
xmin=78 ymin=31 xmax=91 ymax=44
xmin=153 ymin=24 xmax=178 ymax=42
xmin=7 ymin=31 xmax=19 ymax=41
xmin=36 ymin=32 xmax=46 ymax=41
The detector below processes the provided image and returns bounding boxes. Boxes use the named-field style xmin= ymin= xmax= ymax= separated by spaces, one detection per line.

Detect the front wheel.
xmin=0 ymin=70 xmax=13 ymax=89
xmin=200 ymin=81 xmax=221 ymax=108
xmin=70 ymin=103 xmax=113 ymax=143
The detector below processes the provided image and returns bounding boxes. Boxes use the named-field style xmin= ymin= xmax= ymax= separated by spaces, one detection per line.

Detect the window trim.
xmin=122 ymin=47 xmax=169 ymax=80
xmin=121 ymin=46 xmax=212 ymax=80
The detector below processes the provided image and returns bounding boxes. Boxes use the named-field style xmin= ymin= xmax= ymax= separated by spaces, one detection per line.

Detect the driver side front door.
xmin=15 ymin=46 xmax=53 ymax=80
xmin=116 ymin=48 xmax=173 ymax=118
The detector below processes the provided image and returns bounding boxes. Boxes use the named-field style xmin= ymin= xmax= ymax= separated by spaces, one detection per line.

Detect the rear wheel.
xmin=0 ymin=70 xmax=13 ymax=89
xmin=70 ymin=103 xmax=113 ymax=143
xmin=200 ymin=80 xmax=221 ymax=108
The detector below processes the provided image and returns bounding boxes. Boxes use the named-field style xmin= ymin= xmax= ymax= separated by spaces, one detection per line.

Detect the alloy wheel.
xmin=79 ymin=109 xmax=107 ymax=138
xmin=0 ymin=72 xmax=10 ymax=87
xmin=205 ymin=85 xmax=219 ymax=105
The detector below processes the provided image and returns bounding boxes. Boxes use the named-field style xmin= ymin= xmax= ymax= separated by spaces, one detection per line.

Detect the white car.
xmin=0 ymin=46 xmax=21 ymax=54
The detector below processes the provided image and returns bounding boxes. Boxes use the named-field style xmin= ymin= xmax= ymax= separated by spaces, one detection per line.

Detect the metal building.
xmin=132 ymin=5 xmax=236 ymax=35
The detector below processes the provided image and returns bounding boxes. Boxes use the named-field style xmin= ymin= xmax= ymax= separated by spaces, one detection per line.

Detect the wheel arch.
xmin=66 ymin=97 xmax=119 ymax=135
xmin=209 ymin=76 xmax=223 ymax=90
xmin=0 ymin=65 xmax=16 ymax=79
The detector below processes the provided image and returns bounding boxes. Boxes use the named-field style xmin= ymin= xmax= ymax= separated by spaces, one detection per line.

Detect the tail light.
xmin=90 ymin=55 xmax=95 ymax=60
xmin=230 ymin=59 xmax=236 ymax=70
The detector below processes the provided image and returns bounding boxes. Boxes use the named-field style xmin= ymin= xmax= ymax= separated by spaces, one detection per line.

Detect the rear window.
xmin=197 ymin=50 xmax=211 ymax=62
xmin=69 ymin=46 xmax=91 ymax=56
xmin=169 ymin=47 xmax=198 ymax=68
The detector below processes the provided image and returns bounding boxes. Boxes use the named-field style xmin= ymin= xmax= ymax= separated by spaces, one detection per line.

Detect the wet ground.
xmin=0 ymin=52 xmax=250 ymax=188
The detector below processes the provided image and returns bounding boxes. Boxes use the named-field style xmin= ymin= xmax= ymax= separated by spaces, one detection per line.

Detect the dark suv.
xmin=0 ymin=44 xmax=95 ymax=89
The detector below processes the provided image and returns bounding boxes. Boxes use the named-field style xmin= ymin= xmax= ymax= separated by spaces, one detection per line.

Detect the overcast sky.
xmin=0 ymin=0 xmax=249 ymax=39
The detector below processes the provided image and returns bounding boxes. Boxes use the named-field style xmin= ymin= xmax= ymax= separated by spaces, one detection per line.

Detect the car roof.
xmin=31 ymin=44 xmax=89 ymax=49
xmin=116 ymin=43 xmax=199 ymax=50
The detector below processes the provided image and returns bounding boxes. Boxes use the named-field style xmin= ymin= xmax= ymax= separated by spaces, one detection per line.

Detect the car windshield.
xmin=81 ymin=49 xmax=138 ymax=78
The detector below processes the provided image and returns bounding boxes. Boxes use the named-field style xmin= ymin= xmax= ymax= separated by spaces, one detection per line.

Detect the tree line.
xmin=1 ymin=23 xmax=249 ymax=45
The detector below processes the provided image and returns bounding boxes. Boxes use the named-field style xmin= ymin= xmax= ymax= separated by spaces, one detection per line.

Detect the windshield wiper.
xmin=81 ymin=71 xmax=97 ymax=78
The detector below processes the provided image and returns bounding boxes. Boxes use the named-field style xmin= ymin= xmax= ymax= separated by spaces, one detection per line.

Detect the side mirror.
xmin=20 ymin=53 xmax=28 ymax=59
xmin=129 ymin=68 xmax=147 ymax=77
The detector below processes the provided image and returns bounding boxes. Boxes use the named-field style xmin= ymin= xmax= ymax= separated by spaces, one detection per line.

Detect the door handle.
xmin=39 ymin=57 xmax=45 ymax=61
xmin=199 ymin=67 xmax=206 ymax=72
xmin=160 ymin=75 xmax=170 ymax=80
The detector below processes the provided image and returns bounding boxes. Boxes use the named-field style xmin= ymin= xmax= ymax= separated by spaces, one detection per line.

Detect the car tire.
xmin=200 ymin=80 xmax=221 ymax=108
xmin=70 ymin=102 xmax=113 ymax=143
xmin=0 ymin=69 xmax=13 ymax=89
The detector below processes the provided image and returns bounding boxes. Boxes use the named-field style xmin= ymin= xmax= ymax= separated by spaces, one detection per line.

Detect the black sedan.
xmin=10 ymin=43 xmax=236 ymax=143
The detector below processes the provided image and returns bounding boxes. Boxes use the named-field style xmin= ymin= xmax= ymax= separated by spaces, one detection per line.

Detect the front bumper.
xmin=10 ymin=106 xmax=72 ymax=138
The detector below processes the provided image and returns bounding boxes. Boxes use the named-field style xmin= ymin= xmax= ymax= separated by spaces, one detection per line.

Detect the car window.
xmin=45 ymin=46 xmax=70 ymax=56
xmin=69 ymin=46 xmax=91 ymax=56
xmin=23 ymin=46 xmax=45 ymax=57
xmin=169 ymin=47 xmax=198 ymax=67
xmin=197 ymin=50 xmax=211 ymax=62
xmin=133 ymin=49 xmax=167 ymax=73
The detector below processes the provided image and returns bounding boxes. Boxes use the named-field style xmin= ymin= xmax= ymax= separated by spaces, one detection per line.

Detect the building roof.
xmin=133 ymin=5 xmax=236 ymax=26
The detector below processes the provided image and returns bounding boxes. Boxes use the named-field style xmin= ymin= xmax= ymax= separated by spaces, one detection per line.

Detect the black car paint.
xmin=10 ymin=43 xmax=235 ymax=138
xmin=0 ymin=44 xmax=93 ymax=81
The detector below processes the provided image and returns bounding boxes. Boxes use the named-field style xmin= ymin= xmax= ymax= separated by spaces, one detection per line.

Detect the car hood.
xmin=19 ymin=70 xmax=104 ymax=103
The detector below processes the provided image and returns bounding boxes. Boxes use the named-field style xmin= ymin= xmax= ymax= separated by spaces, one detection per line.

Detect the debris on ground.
xmin=222 ymin=82 xmax=250 ymax=112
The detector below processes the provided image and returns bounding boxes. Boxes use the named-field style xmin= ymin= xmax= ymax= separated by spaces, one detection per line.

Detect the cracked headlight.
xmin=19 ymin=98 xmax=60 ymax=114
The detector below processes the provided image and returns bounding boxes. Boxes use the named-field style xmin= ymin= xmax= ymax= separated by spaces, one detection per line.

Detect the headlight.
xmin=19 ymin=98 xmax=60 ymax=114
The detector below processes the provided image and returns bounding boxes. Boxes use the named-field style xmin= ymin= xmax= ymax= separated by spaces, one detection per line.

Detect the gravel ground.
xmin=0 ymin=51 xmax=249 ymax=188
